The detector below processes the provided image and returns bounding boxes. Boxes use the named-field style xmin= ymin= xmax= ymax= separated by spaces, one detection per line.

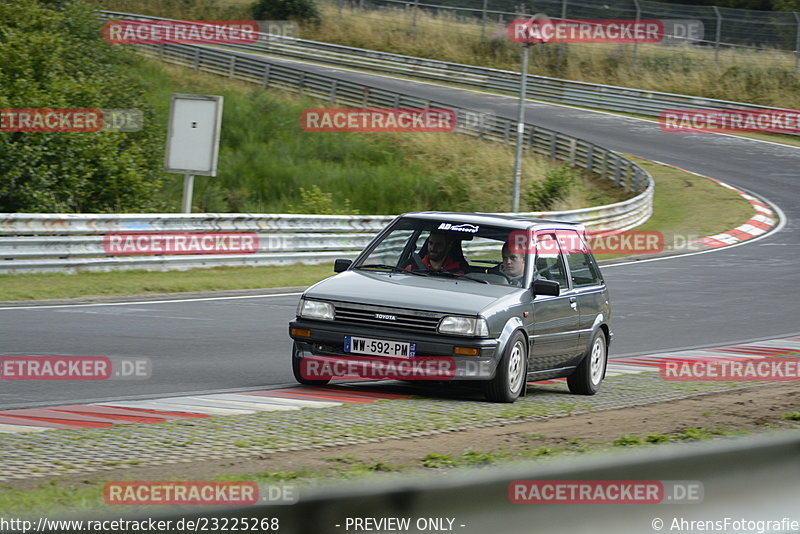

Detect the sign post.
xmin=164 ymin=94 xmax=224 ymax=213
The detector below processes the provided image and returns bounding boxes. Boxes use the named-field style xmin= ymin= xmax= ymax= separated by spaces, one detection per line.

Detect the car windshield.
xmin=353 ymin=218 xmax=528 ymax=287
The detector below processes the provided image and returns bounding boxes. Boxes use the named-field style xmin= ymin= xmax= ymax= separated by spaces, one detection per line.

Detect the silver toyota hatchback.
xmin=289 ymin=212 xmax=612 ymax=403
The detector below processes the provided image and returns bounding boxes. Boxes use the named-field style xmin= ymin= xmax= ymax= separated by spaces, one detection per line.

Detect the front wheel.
xmin=485 ymin=331 xmax=527 ymax=403
xmin=567 ymin=330 xmax=607 ymax=395
xmin=291 ymin=342 xmax=330 ymax=386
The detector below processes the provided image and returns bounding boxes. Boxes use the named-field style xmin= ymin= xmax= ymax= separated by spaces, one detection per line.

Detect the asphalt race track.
xmin=1 ymin=54 xmax=798 ymax=409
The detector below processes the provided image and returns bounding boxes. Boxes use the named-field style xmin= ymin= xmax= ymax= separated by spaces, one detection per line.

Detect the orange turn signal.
xmin=453 ymin=346 xmax=480 ymax=356
xmin=291 ymin=328 xmax=311 ymax=338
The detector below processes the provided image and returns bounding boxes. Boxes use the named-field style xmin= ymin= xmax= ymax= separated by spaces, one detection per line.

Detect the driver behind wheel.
xmin=411 ymin=230 xmax=468 ymax=274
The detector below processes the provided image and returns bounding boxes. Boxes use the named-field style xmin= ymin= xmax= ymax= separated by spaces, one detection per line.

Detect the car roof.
xmin=398 ymin=211 xmax=584 ymax=231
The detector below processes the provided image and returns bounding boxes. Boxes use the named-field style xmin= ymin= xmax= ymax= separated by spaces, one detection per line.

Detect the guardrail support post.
xmin=229 ymin=56 xmax=236 ymax=77
xmin=568 ymin=138 xmax=577 ymax=166
xmin=194 ymin=48 xmax=200 ymax=70
xmin=263 ymin=65 xmax=271 ymax=88
xmin=330 ymin=80 xmax=338 ymax=105
xmin=550 ymin=132 xmax=557 ymax=159
xmin=298 ymin=72 xmax=305 ymax=96
xmin=586 ymin=145 xmax=594 ymax=173
xmin=614 ymin=158 xmax=622 ymax=188
xmin=503 ymin=122 xmax=510 ymax=145
xmin=363 ymin=87 xmax=370 ymax=106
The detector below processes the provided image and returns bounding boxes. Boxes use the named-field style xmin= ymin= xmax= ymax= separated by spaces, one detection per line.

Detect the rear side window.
xmin=534 ymin=235 xmax=569 ymax=290
xmin=558 ymin=230 xmax=602 ymax=288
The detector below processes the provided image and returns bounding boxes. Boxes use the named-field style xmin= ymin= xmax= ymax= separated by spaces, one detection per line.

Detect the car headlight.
xmin=438 ymin=316 xmax=489 ymax=337
xmin=297 ymin=299 xmax=335 ymax=321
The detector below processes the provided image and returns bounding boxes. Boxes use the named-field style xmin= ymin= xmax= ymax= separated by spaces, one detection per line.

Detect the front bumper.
xmin=289 ymin=319 xmax=499 ymax=380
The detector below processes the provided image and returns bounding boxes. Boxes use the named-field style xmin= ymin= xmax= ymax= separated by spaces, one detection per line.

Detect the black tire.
xmin=291 ymin=342 xmax=330 ymax=386
xmin=567 ymin=330 xmax=607 ymax=395
xmin=485 ymin=331 xmax=527 ymax=403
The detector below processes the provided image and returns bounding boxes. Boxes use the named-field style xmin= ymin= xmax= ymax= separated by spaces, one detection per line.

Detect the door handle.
xmin=569 ymin=296 xmax=577 ymax=310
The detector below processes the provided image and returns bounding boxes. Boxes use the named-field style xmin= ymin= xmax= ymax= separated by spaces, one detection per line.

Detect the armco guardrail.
xmin=104 ymin=431 xmax=800 ymax=534
xmin=0 ymin=183 xmax=651 ymax=273
xmin=0 ymin=15 xmax=654 ymax=274
xmin=100 ymin=11 xmax=799 ymax=124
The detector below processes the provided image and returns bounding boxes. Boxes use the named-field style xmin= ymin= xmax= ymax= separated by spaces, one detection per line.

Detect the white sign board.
xmin=164 ymin=94 xmax=223 ymax=176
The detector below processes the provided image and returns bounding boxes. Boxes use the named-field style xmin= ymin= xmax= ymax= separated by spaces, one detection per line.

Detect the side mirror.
xmin=532 ymin=279 xmax=560 ymax=297
xmin=333 ymin=259 xmax=352 ymax=273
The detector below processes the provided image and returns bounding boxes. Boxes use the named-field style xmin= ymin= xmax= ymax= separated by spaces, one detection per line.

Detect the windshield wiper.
xmin=356 ymin=264 xmax=428 ymax=276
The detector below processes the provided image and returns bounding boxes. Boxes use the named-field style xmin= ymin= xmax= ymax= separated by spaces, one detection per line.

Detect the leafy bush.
xmin=525 ymin=165 xmax=578 ymax=210
xmin=252 ymin=0 xmax=320 ymax=24
xmin=0 ymin=0 xmax=165 ymax=212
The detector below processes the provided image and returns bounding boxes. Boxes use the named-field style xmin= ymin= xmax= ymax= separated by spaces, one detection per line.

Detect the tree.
xmin=252 ymin=0 xmax=321 ymax=24
xmin=0 ymin=0 xmax=165 ymax=213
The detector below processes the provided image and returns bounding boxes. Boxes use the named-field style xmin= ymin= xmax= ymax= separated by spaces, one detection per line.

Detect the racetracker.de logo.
xmin=104 ymin=232 xmax=259 ymax=256
xmin=299 ymin=108 xmax=456 ymax=132
xmin=660 ymin=357 xmax=800 ymax=381
xmin=104 ymin=482 xmax=259 ymax=505
xmin=0 ymin=356 xmax=151 ymax=381
xmin=509 ymin=480 xmax=703 ymax=504
xmin=508 ymin=230 xmax=664 ymax=255
xmin=660 ymin=109 xmax=800 ymax=135
xmin=103 ymin=20 xmax=258 ymax=44
xmin=300 ymin=356 xmax=457 ymax=381
xmin=508 ymin=19 xmax=665 ymax=43
xmin=0 ymin=109 xmax=143 ymax=133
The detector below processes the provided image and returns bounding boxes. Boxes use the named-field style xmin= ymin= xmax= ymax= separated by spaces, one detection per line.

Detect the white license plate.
xmin=344 ymin=336 xmax=416 ymax=359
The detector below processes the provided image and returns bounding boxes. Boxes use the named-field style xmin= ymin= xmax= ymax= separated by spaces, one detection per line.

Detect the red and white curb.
xmin=532 ymin=335 xmax=800 ymax=385
xmin=0 ymin=387 xmax=409 ymax=434
xmin=692 ymin=177 xmax=777 ymax=248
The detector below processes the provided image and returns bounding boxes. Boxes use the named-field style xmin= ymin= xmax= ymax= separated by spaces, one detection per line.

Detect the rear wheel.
xmin=485 ymin=331 xmax=527 ymax=403
xmin=567 ymin=330 xmax=607 ymax=395
xmin=291 ymin=342 xmax=330 ymax=386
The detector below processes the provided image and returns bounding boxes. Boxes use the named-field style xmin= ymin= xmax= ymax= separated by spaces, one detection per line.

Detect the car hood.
xmin=304 ymin=270 xmax=519 ymax=315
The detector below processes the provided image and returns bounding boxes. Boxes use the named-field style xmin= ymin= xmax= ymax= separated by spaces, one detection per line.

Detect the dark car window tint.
xmin=534 ymin=236 xmax=569 ymax=290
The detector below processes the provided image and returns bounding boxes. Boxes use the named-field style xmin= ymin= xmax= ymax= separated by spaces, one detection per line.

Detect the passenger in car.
xmin=490 ymin=241 xmax=525 ymax=286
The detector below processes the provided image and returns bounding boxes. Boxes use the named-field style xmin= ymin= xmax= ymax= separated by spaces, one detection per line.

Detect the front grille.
xmin=334 ymin=302 xmax=443 ymax=333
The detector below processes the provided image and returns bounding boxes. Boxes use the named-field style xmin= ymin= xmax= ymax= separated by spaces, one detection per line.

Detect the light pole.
xmin=511 ymin=42 xmax=530 ymax=213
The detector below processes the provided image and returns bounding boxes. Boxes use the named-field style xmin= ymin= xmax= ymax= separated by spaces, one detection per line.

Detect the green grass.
xmin=125 ymin=55 xmax=600 ymax=215
xmin=0 ymin=264 xmax=332 ymax=301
